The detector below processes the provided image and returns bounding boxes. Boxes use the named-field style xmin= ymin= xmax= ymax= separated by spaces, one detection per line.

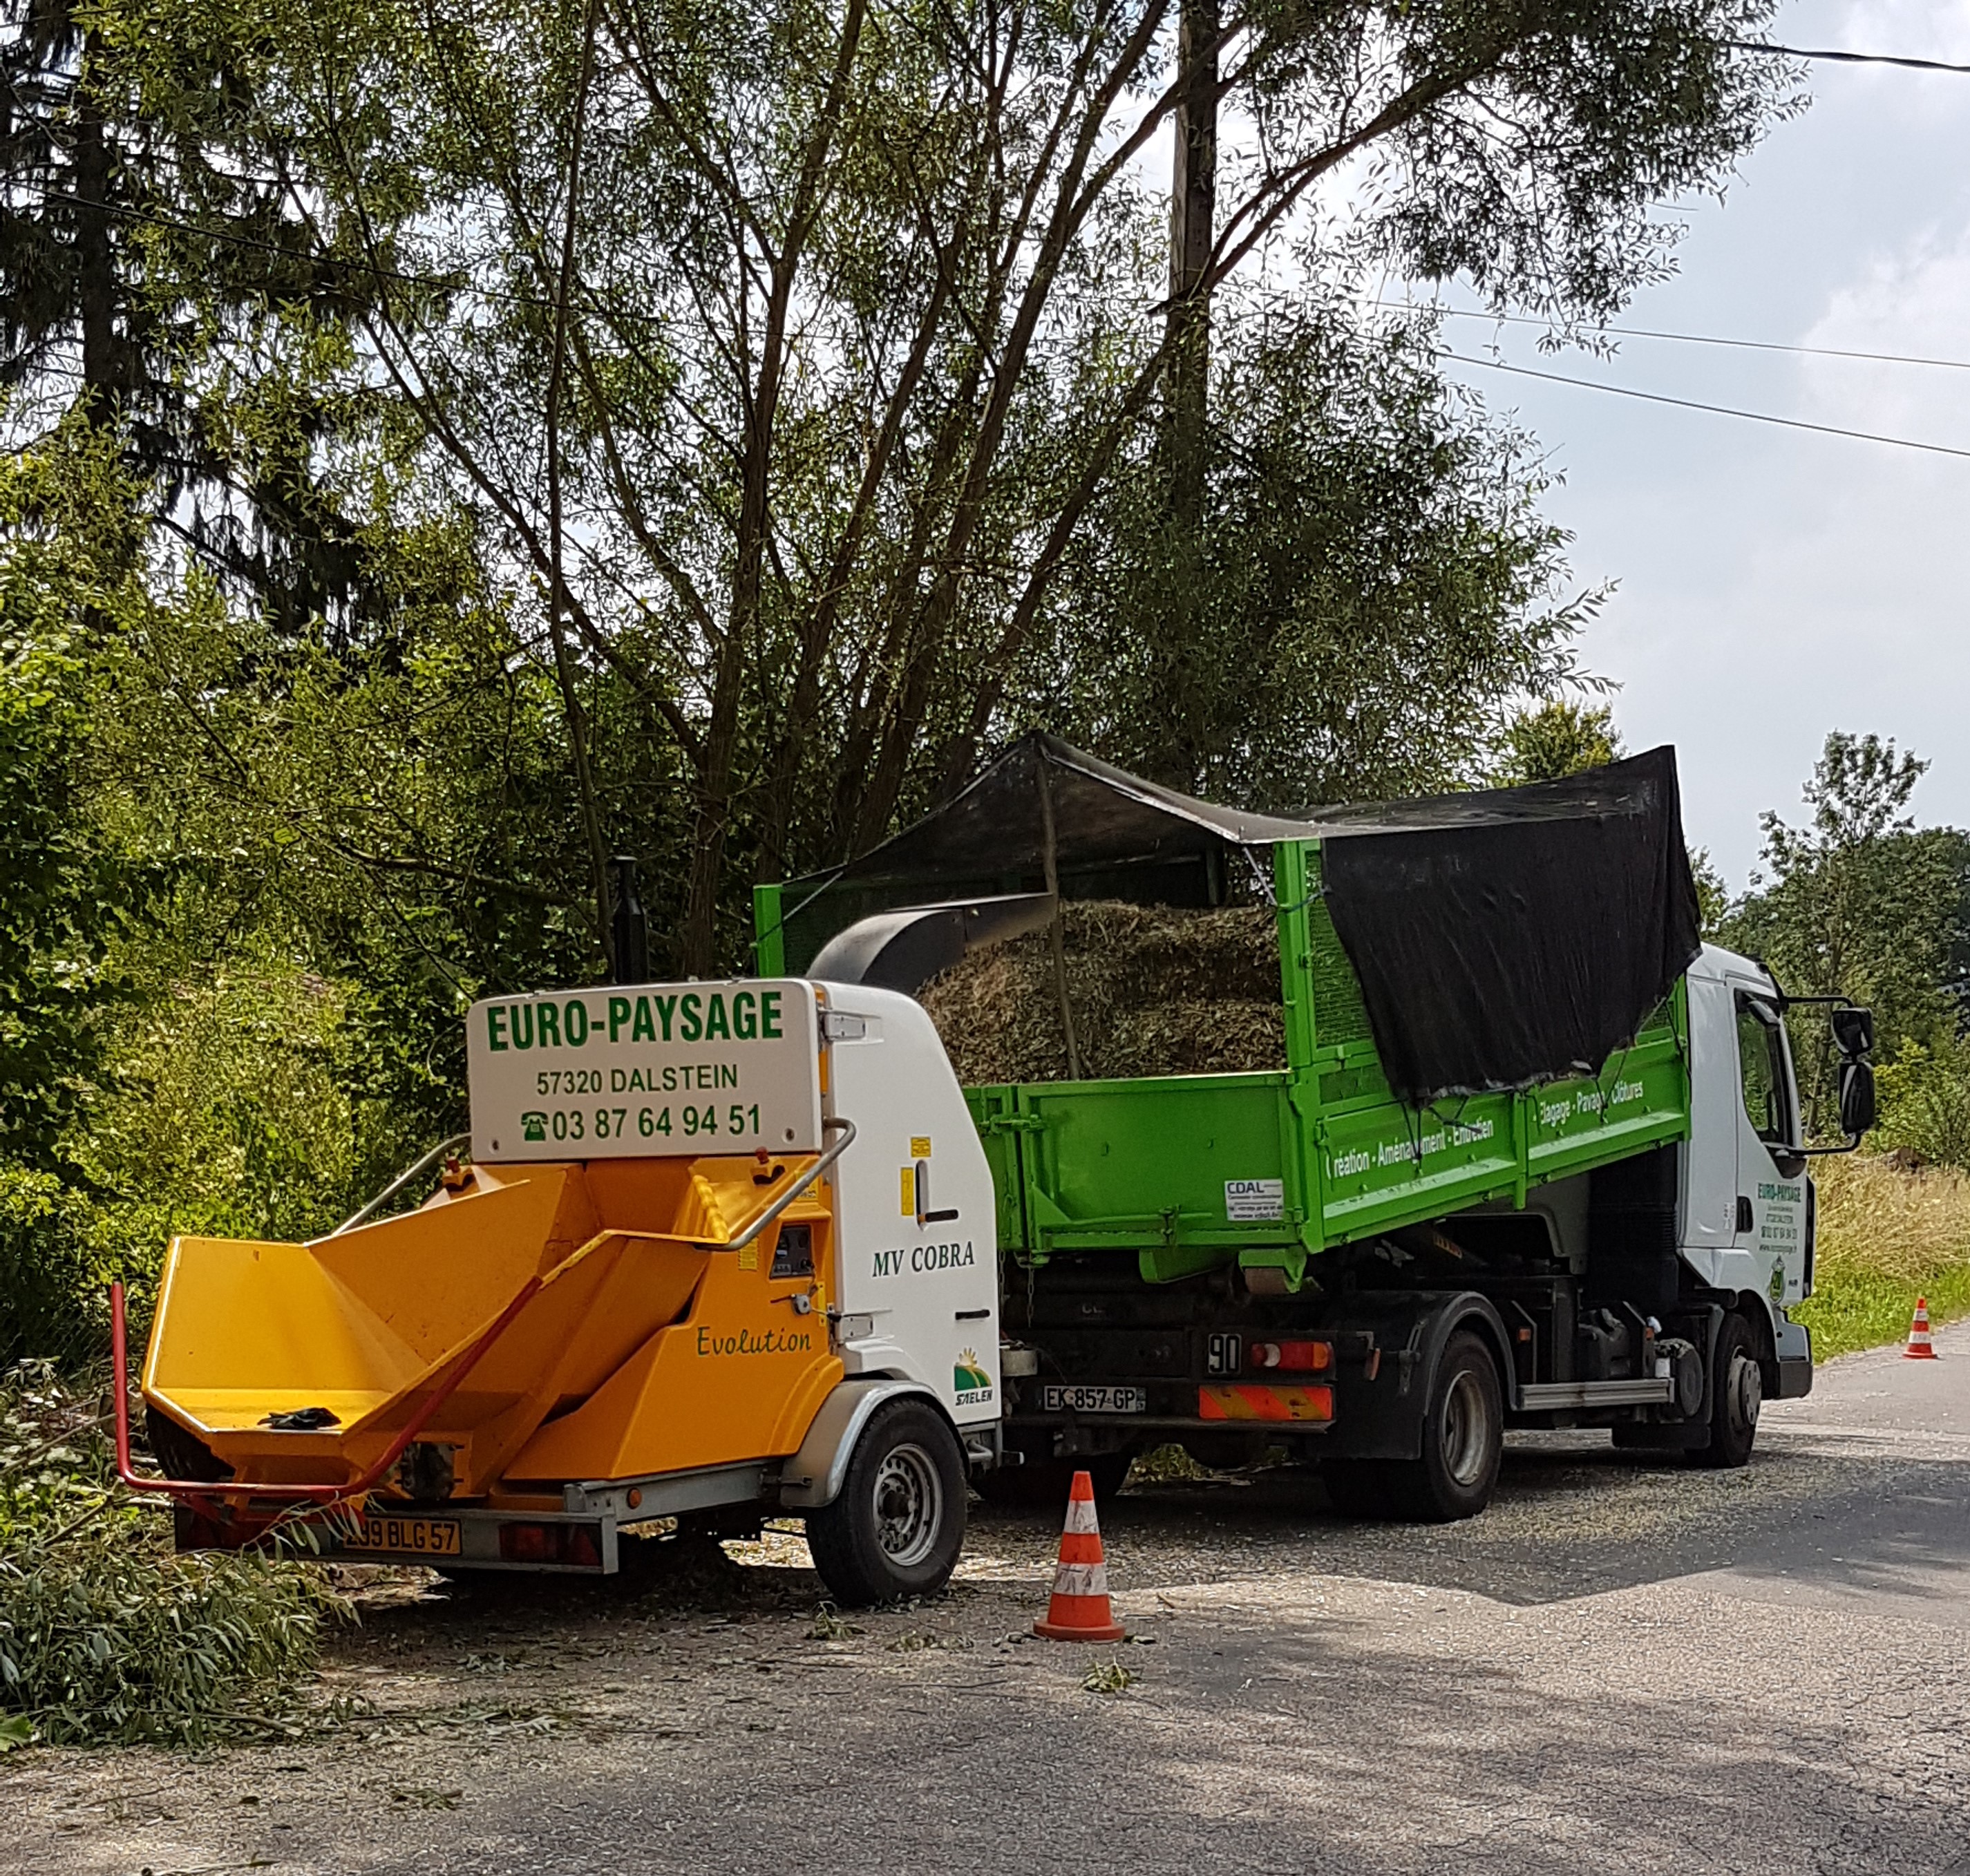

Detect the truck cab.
xmin=1680 ymin=944 xmax=1817 ymax=1402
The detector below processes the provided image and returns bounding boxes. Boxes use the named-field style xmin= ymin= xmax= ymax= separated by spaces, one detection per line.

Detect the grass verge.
xmin=0 ymin=1363 xmax=350 ymax=1748
xmin=1794 ymin=1154 xmax=1970 ymax=1362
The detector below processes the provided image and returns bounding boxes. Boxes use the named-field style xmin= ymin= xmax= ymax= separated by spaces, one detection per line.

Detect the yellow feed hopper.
xmin=136 ymin=1152 xmax=840 ymax=1510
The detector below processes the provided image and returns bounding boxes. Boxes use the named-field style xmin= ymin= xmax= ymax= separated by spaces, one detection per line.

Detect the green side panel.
xmin=1000 ymin=1074 xmax=1298 ymax=1273
xmin=752 ymin=884 xmax=787 ymax=977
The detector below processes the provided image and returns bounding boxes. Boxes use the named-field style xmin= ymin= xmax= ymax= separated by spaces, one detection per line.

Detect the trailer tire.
xmin=1383 ymin=1331 xmax=1504 ymax=1522
xmin=804 ymin=1399 xmax=967 ymax=1607
xmin=1687 ymin=1311 xmax=1761 ymax=1470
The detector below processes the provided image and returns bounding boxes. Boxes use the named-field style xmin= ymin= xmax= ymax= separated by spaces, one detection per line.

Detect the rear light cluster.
xmin=1250 ymin=1339 xmax=1331 ymax=1373
xmin=498 ymin=1521 xmax=603 ymax=1567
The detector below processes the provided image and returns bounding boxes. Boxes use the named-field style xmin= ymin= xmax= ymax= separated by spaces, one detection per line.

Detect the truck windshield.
xmin=1735 ymin=995 xmax=1797 ymax=1148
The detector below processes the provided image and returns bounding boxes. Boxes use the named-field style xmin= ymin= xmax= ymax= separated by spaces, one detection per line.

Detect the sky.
xmin=1426 ymin=0 xmax=1970 ymax=889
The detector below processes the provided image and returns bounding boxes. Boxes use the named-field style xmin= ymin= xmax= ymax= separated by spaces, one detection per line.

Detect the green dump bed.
xmin=755 ymin=739 xmax=1698 ymax=1295
xmin=959 ymin=838 xmax=1690 ymax=1291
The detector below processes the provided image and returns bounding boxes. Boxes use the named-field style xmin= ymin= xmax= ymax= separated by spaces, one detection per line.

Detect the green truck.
xmin=756 ymin=735 xmax=1876 ymax=1521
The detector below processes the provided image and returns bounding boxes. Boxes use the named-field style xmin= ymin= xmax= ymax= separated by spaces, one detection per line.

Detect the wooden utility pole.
xmin=1151 ymin=0 xmax=1219 ymax=790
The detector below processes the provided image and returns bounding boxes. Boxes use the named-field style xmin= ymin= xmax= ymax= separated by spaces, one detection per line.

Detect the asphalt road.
xmin=11 ymin=1329 xmax=1969 ymax=1876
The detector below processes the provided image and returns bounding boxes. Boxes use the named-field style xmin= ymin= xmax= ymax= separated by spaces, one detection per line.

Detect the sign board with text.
xmin=467 ymin=980 xmax=822 ymax=1162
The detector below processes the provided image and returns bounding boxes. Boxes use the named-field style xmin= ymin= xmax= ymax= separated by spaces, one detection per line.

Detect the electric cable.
xmin=1725 ymin=39 xmax=1970 ymax=76
xmin=1441 ymin=350 xmax=1970 ymax=462
xmin=1376 ymin=301 xmax=1970 ymax=375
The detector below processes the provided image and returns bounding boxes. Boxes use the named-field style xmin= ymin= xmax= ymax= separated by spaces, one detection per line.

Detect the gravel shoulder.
xmin=10 ymin=1332 xmax=1968 ymax=1876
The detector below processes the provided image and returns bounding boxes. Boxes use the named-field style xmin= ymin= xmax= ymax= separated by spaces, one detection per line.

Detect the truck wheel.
xmin=1688 ymin=1311 xmax=1761 ymax=1470
xmin=804 ymin=1399 xmax=967 ymax=1607
xmin=1383 ymin=1331 xmax=1504 ymax=1522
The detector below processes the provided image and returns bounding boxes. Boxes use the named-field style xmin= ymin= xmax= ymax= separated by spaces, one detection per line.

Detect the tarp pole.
xmin=1036 ymin=759 xmax=1084 ymax=1081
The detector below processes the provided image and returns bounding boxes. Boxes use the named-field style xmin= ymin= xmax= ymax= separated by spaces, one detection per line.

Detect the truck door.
xmin=1729 ymin=987 xmax=1809 ymax=1309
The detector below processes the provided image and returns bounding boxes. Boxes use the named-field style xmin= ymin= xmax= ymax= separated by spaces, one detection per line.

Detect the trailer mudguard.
xmin=1318 ymin=1291 xmax=1519 ymax=1463
xmin=777 ymin=1377 xmax=944 ymax=1508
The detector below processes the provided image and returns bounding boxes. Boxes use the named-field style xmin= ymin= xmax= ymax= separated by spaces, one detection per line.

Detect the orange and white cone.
xmin=1905 ymin=1296 xmax=1939 ymax=1360
xmin=1034 ymin=1468 xmax=1127 ymax=1642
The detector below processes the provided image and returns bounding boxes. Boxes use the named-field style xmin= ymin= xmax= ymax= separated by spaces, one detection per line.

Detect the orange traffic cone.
xmin=1034 ymin=1468 xmax=1127 ymax=1642
xmin=1905 ymin=1296 xmax=1939 ymax=1359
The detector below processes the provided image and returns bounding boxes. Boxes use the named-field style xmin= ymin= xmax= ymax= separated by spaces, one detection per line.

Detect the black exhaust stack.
xmin=610 ymin=854 xmax=650 ymax=985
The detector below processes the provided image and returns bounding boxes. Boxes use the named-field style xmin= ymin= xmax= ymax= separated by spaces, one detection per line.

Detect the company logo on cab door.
xmin=869 ymin=1240 xmax=977 ymax=1278
xmin=954 ymin=1347 xmax=993 ymax=1408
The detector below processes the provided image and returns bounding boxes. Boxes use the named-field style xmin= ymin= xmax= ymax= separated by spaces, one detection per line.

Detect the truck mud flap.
xmin=1316 ymin=1291 xmax=1518 ymax=1463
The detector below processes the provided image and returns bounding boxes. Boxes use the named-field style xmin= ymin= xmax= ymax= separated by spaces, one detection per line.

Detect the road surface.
xmin=11 ymin=1329 xmax=1969 ymax=1875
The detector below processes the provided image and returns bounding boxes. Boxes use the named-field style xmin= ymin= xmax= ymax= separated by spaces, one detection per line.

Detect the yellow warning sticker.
xmin=737 ymin=1242 xmax=758 ymax=1272
xmin=910 ymin=1135 xmax=932 ymax=1159
xmin=899 ymin=1166 xmax=916 ymax=1215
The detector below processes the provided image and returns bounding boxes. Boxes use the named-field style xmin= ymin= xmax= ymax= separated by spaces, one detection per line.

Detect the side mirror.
xmin=1831 ymin=1006 xmax=1874 ymax=1059
xmin=1838 ymin=1058 xmax=1877 ymax=1138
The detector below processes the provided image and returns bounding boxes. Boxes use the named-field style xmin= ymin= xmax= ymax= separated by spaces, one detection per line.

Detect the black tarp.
xmin=778 ymin=734 xmax=1701 ymax=1101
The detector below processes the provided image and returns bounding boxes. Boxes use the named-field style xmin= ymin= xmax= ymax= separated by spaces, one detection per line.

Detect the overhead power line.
xmin=1377 ymin=301 xmax=1970 ymax=375
xmin=1441 ymin=350 xmax=1970 ymax=462
xmin=1725 ymin=39 xmax=1970 ymax=76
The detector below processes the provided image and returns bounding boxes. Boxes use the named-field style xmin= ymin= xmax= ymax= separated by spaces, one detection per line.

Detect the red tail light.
xmin=1250 ymin=1339 xmax=1332 ymax=1373
xmin=498 ymin=1521 xmax=604 ymax=1567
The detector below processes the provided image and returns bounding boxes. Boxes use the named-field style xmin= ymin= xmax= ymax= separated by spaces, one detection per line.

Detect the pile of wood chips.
xmin=916 ymin=900 xmax=1285 ymax=1084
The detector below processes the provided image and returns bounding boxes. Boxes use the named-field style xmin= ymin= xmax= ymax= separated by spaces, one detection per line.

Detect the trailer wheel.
xmin=1385 ymin=1331 xmax=1504 ymax=1522
xmin=804 ymin=1399 xmax=967 ymax=1607
xmin=1687 ymin=1311 xmax=1761 ymax=1470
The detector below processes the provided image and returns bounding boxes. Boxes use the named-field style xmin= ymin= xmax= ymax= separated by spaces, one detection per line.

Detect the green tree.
xmin=1727 ymin=732 xmax=1970 ymax=1137
xmin=1031 ymin=304 xmax=1598 ymax=806
xmin=0 ymin=417 xmax=149 ymax=1171
xmin=204 ymin=0 xmax=1800 ymax=968
xmin=1493 ymin=698 xmax=1623 ymax=786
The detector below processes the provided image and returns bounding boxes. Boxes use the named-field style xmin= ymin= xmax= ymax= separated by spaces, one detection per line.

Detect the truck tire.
xmin=1687 ymin=1311 xmax=1761 ymax=1470
xmin=804 ymin=1399 xmax=967 ymax=1606
xmin=1383 ymin=1330 xmax=1504 ymax=1522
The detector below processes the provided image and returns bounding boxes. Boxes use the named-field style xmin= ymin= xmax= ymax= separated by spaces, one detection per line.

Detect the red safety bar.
xmin=110 ymin=1274 xmax=544 ymax=1517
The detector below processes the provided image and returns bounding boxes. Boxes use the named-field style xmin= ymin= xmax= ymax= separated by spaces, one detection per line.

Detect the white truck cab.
xmin=1680 ymin=944 xmax=1818 ymax=1399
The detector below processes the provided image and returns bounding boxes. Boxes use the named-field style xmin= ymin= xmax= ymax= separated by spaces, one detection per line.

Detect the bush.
xmin=0 ymin=1365 xmax=348 ymax=1748
xmin=1873 ymin=1040 xmax=1970 ymax=1173
xmin=1794 ymin=1154 xmax=1970 ymax=1361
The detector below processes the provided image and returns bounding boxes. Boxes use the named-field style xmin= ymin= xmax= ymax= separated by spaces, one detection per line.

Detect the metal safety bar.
xmin=721 ymin=1115 xmax=856 ymax=1252
xmin=109 ymin=1273 xmax=543 ymax=1513
xmin=332 ymin=1131 xmax=471 ymax=1238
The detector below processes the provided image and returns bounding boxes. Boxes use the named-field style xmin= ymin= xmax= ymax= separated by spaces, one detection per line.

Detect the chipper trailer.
xmin=121 ymin=739 xmax=1877 ymax=1590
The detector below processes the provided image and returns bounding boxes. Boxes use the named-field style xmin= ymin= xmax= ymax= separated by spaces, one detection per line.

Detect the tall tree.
xmin=0 ymin=0 xmax=383 ymax=630
xmin=217 ymin=0 xmax=1799 ymax=969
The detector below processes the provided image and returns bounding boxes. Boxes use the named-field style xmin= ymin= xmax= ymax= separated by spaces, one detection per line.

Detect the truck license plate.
xmin=352 ymin=1513 xmax=462 ymax=1557
xmin=1041 ymin=1385 xmax=1147 ymax=1414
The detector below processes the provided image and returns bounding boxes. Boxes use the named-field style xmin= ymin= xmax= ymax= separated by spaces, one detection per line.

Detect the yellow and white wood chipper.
xmin=115 ymin=978 xmax=1001 ymax=1604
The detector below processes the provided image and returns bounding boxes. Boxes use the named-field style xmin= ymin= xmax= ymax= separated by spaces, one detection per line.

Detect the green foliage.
xmin=0 ymin=1364 xmax=348 ymax=1747
xmin=1725 ymin=732 xmax=1970 ymax=1139
xmin=1493 ymin=699 xmax=1623 ymax=786
xmin=1037 ymin=308 xmax=1600 ymax=806
xmin=0 ymin=423 xmax=151 ymax=1171
xmin=1873 ymin=1041 xmax=1970 ymax=1173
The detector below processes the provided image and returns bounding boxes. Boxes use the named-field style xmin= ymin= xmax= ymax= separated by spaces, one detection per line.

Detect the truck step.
xmin=1519 ymin=1377 xmax=1676 ymax=1410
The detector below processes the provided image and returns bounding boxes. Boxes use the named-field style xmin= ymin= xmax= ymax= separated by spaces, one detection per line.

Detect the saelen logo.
xmin=954 ymin=1347 xmax=993 ymax=1409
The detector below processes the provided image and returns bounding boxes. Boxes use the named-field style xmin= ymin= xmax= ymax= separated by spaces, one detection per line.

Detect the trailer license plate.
xmin=352 ymin=1513 xmax=462 ymax=1557
xmin=1041 ymin=1385 xmax=1147 ymax=1414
